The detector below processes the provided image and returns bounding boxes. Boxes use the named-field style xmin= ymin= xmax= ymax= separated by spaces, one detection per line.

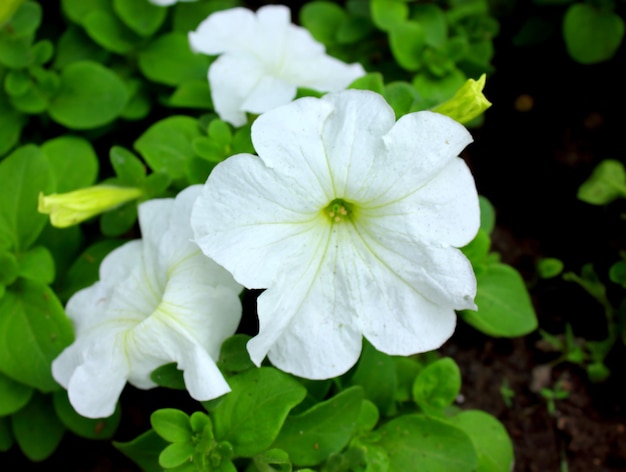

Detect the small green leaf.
xmin=253 ymin=448 xmax=292 ymax=472
xmin=150 ymin=363 xmax=186 ymax=390
xmin=413 ymin=69 xmax=466 ymax=108
xmin=49 ymin=61 xmax=129 ymax=130
xmin=350 ymin=341 xmax=397 ymax=415
xmin=272 ymin=386 xmax=364 ymax=467
xmin=52 ymin=390 xmax=121 ymax=439
xmin=159 ymin=441 xmax=195 ymax=469
xmin=0 ymin=416 xmax=14 ymax=452
xmin=563 ymin=4 xmax=625 ymax=64
xmin=55 ymin=239 xmax=124 ymax=302
xmin=0 ymin=371 xmax=33 ymax=416
xmin=537 ymin=258 xmax=564 ymax=279
xmin=479 ymin=195 xmax=496 ymax=234
xmin=169 ymin=80 xmax=213 ymax=109
xmin=99 ymin=201 xmax=138 ymax=237
xmin=446 ymin=410 xmax=514 ymax=472
xmin=461 ymin=228 xmax=491 ymax=266
xmin=114 ymin=429 xmax=169 ymax=472
xmin=371 ymin=0 xmax=409 ymax=31
xmin=412 ymin=357 xmax=461 ymax=416
xmin=349 ymin=72 xmax=385 ymax=95
xmin=377 ymin=414 xmax=477 ymax=472
xmin=0 ymin=279 xmax=74 ymax=391
xmin=300 ymin=1 xmax=347 ymax=45
xmin=60 ymin=0 xmax=109 ymax=25
xmin=577 ymin=159 xmax=626 ymax=205
xmin=389 ymin=20 xmax=426 ymax=71
xmin=413 ymin=4 xmax=447 ymax=48
xmin=151 ymin=409 xmax=192 ymax=443
xmin=53 ymin=26 xmax=110 ymax=69
xmin=134 ymin=115 xmax=203 ymax=180
xmin=209 ymin=367 xmax=307 ymax=458
xmin=0 ymin=100 xmax=26 ymax=157
xmin=12 ymin=392 xmax=65 ymax=461
xmin=383 ymin=81 xmax=419 ymax=118
xmin=0 ymin=251 xmax=19 ymax=286
xmin=5 ymin=1 xmax=41 ymax=37
xmin=113 ymin=0 xmax=166 ymax=37
xmin=217 ymin=334 xmax=255 ymax=374
xmin=110 ymin=146 xmax=146 ymax=186
xmin=0 ymin=144 xmax=54 ymax=252
xmin=42 ymin=135 xmax=99 ymax=192
xmin=83 ymin=9 xmax=142 ymax=54
xmin=461 ymin=262 xmax=538 ymax=337
xmin=17 ymin=245 xmax=55 ymax=284
xmin=138 ymin=32 xmax=211 ymax=86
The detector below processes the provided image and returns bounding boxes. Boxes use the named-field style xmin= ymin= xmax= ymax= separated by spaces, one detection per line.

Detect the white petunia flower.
xmin=149 ymin=0 xmax=196 ymax=6
xmin=52 ymin=185 xmax=242 ymax=418
xmin=188 ymin=5 xmax=366 ymax=127
xmin=191 ymin=89 xmax=480 ymax=380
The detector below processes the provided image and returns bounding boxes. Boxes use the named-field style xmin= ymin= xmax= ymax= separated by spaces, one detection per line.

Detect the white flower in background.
xmin=188 ymin=5 xmax=366 ymax=127
xmin=52 ymin=186 xmax=242 ymax=419
xmin=191 ymin=90 xmax=480 ymax=380
xmin=149 ymin=0 xmax=196 ymax=6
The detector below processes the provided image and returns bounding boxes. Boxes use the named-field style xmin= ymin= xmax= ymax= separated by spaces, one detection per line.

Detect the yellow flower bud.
xmin=38 ymin=186 xmax=143 ymax=228
xmin=432 ymin=74 xmax=492 ymax=124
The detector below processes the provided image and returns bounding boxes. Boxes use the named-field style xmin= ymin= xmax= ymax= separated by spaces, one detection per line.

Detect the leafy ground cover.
xmin=2 ymin=1 xmax=626 ymax=471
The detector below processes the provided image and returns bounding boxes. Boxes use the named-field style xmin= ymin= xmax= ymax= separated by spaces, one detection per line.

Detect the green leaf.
xmin=479 ymin=195 xmax=496 ymax=234
xmin=446 ymin=410 xmax=514 ymax=472
xmin=17 ymin=245 xmax=55 ymax=284
xmin=0 ymin=416 xmax=14 ymax=452
xmin=272 ymin=386 xmax=364 ymax=467
xmin=138 ymin=32 xmax=211 ymax=86
xmin=52 ymin=390 xmax=121 ymax=439
xmin=42 ymin=135 xmax=99 ymax=192
xmin=577 ymin=159 xmax=626 ymax=205
xmin=0 ymin=371 xmax=33 ymax=416
xmin=49 ymin=61 xmax=129 ymax=130
xmin=134 ymin=115 xmax=203 ymax=180
xmin=171 ymin=0 xmax=240 ymax=32
xmin=537 ymin=258 xmax=564 ymax=279
xmin=151 ymin=409 xmax=192 ymax=443
xmin=461 ymin=228 xmax=491 ymax=267
xmin=371 ymin=0 xmax=409 ymax=31
xmin=83 ymin=9 xmax=142 ymax=54
xmin=0 ymin=144 xmax=54 ymax=252
xmin=160 ymin=441 xmax=196 ymax=469
xmin=55 ymin=239 xmax=124 ymax=302
xmin=413 ymin=4 xmax=447 ymax=48
xmin=113 ymin=0 xmax=167 ymax=37
xmin=461 ymin=262 xmax=538 ymax=337
xmin=209 ymin=367 xmax=306 ymax=458
xmin=53 ymin=26 xmax=110 ymax=69
xmin=300 ymin=1 xmax=347 ymax=45
xmin=377 ymin=414 xmax=477 ymax=472
xmin=150 ymin=363 xmax=186 ymax=390
xmin=217 ymin=334 xmax=255 ymax=374
xmin=121 ymin=78 xmax=151 ymax=120
xmin=563 ymin=4 xmax=625 ymax=64
xmin=253 ymin=448 xmax=292 ymax=472
xmin=0 ymin=100 xmax=26 ymax=157
xmin=350 ymin=341 xmax=397 ymax=415
xmin=383 ymin=81 xmax=419 ymax=118
xmin=412 ymin=68 xmax=466 ymax=108
xmin=169 ymin=79 xmax=213 ymax=109
xmin=412 ymin=357 xmax=461 ymax=416
xmin=349 ymin=72 xmax=385 ymax=95
xmin=12 ymin=392 xmax=65 ymax=461
xmin=61 ymin=0 xmax=109 ymax=25
xmin=0 ymin=250 xmax=19 ymax=286
xmin=110 ymin=146 xmax=146 ymax=186
xmin=114 ymin=429 xmax=169 ymax=472
xmin=5 ymin=1 xmax=41 ymax=37
xmin=0 ymin=279 xmax=73 ymax=391
xmin=99 ymin=201 xmax=138 ymax=237
xmin=389 ymin=20 xmax=426 ymax=71
xmin=35 ymin=224 xmax=83 ymax=279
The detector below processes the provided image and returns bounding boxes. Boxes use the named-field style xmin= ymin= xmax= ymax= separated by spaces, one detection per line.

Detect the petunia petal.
xmin=208 ymin=54 xmax=267 ymax=126
xmin=287 ymin=56 xmax=365 ymax=92
xmin=247 ymin=228 xmax=362 ymax=379
xmin=65 ymin=337 xmax=129 ymax=418
xmin=336 ymin=226 xmax=458 ymax=355
xmin=240 ymin=75 xmax=297 ymax=115
xmin=192 ymin=153 xmax=328 ymax=288
xmin=189 ymin=7 xmax=257 ymax=55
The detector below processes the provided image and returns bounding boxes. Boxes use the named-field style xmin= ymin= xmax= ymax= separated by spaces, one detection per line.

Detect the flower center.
xmin=324 ymin=198 xmax=354 ymax=223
